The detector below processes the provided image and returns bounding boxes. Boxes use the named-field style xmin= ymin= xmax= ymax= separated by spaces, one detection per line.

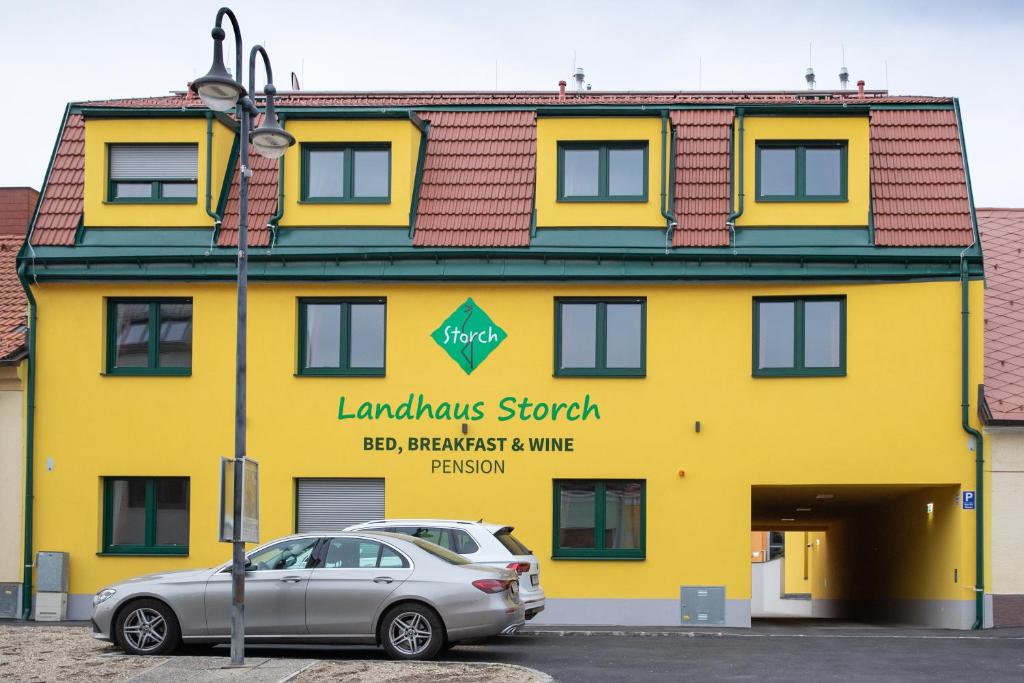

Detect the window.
xmin=558 ymin=142 xmax=647 ymax=201
xmin=555 ymin=298 xmax=645 ymax=376
xmin=298 ymin=299 xmax=386 ymax=376
xmin=324 ymin=538 xmax=409 ymax=569
xmin=102 ymin=477 xmax=189 ymax=555
xmin=386 ymin=526 xmax=480 ymax=555
xmin=107 ymin=144 xmax=198 ymax=203
xmin=753 ymin=297 xmax=846 ymax=377
xmin=553 ymin=480 xmax=645 ymax=559
xmin=755 ymin=141 xmax=847 ymax=202
xmin=107 ymin=299 xmax=192 ymax=375
xmin=301 ymin=144 xmax=391 ymax=202
xmin=246 ymin=537 xmax=318 ymax=571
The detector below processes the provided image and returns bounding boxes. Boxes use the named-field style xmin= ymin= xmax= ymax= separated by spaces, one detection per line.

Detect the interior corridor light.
xmin=927 ymin=502 xmax=935 ymax=514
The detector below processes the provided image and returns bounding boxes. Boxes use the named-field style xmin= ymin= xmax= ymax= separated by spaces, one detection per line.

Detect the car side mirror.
xmin=244 ymin=558 xmax=252 ymax=570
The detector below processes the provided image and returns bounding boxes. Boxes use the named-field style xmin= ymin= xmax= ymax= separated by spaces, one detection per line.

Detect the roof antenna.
xmin=805 ymin=42 xmax=816 ymax=90
xmin=698 ymin=57 xmax=703 ymax=90
xmin=839 ymin=44 xmax=849 ymax=90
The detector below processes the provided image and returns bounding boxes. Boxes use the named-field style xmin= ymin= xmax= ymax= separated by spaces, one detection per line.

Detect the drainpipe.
xmin=659 ymin=112 xmax=677 ymax=249
xmin=955 ymin=96 xmax=985 ymax=630
xmin=268 ymin=113 xmax=287 ymax=250
xmin=726 ymin=108 xmax=745 ymax=247
xmin=16 ymin=263 xmax=36 ymax=620
xmin=408 ymin=115 xmax=430 ymax=238
xmin=204 ymin=112 xmax=218 ymax=224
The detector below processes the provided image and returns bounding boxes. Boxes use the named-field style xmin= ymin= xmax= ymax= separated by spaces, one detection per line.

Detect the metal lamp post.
xmin=190 ymin=6 xmax=295 ymax=667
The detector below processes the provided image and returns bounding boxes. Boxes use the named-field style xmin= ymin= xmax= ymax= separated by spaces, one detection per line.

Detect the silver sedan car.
xmin=91 ymin=531 xmax=524 ymax=659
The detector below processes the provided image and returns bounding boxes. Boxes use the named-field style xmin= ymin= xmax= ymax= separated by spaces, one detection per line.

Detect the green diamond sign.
xmin=431 ymin=298 xmax=507 ymax=375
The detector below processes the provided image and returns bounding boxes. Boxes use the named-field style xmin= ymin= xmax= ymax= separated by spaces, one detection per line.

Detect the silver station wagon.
xmin=91 ymin=531 xmax=524 ymax=659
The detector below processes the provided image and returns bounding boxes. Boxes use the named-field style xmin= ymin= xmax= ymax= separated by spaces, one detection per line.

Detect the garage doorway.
xmin=295 ymin=478 xmax=385 ymax=532
xmin=751 ymin=484 xmax=969 ymax=628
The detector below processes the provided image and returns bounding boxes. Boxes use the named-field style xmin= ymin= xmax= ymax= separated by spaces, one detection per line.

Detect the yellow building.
xmin=16 ymin=89 xmax=990 ymax=628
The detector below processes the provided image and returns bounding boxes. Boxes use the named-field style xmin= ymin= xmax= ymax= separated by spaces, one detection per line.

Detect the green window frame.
xmin=106 ymin=143 xmax=199 ymax=204
xmin=755 ymin=141 xmax=848 ymax=202
xmin=557 ymin=141 xmax=649 ymax=202
xmin=552 ymin=479 xmax=646 ymax=560
xmin=300 ymin=143 xmax=392 ymax=203
xmin=102 ymin=477 xmax=190 ymax=555
xmin=106 ymin=298 xmax=192 ymax=376
xmin=554 ymin=298 xmax=646 ymax=377
xmin=752 ymin=296 xmax=847 ymax=377
xmin=297 ymin=298 xmax=387 ymax=376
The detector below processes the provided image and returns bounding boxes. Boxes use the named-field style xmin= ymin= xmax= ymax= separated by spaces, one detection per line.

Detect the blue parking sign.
xmin=963 ymin=491 xmax=976 ymax=510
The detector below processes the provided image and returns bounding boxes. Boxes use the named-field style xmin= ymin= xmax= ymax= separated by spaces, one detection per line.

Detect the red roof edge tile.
xmin=670 ymin=110 xmax=733 ymax=247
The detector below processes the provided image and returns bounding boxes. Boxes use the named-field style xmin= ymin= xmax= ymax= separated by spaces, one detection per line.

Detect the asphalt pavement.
xmin=237 ymin=620 xmax=1024 ymax=682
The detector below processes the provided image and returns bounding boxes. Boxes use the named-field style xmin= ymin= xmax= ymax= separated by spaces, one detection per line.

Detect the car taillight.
xmin=472 ymin=579 xmax=513 ymax=594
xmin=506 ymin=562 xmax=531 ymax=574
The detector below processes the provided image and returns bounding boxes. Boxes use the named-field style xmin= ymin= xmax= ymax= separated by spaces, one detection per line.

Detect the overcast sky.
xmin=2 ymin=0 xmax=1021 ymax=205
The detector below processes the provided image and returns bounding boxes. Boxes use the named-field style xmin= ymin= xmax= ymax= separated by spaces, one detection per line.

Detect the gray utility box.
xmin=680 ymin=585 xmax=726 ymax=626
xmin=0 ymin=583 xmax=21 ymax=619
xmin=36 ymin=552 xmax=69 ymax=593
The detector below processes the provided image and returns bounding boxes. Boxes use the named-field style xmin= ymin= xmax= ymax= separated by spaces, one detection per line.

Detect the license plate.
xmin=531 ymin=574 xmax=539 ymax=587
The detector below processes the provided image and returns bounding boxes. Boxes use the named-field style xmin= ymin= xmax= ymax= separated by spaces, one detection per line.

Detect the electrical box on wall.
xmin=0 ymin=583 xmax=21 ymax=619
xmin=680 ymin=585 xmax=726 ymax=626
xmin=34 ymin=592 xmax=67 ymax=622
xmin=36 ymin=552 xmax=69 ymax=593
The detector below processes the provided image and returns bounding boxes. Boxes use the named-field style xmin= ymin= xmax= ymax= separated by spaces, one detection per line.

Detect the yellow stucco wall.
xmin=84 ymin=118 xmax=234 ymax=227
xmin=279 ymin=119 xmax=422 ymax=227
xmin=736 ymin=116 xmax=870 ymax=227
xmin=783 ymin=532 xmax=812 ymax=595
xmin=27 ymin=278 xmax=984 ymax=604
xmin=0 ymin=362 xmax=24 ymax=584
xmin=536 ymin=117 xmax=665 ymax=227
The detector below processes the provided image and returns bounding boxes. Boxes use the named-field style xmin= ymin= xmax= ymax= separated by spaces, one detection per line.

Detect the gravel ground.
xmin=0 ymin=625 xmax=162 ymax=682
xmin=293 ymin=660 xmax=550 ymax=682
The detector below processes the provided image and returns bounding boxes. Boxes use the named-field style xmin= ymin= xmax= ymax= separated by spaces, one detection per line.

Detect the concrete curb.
xmin=522 ymin=627 xmax=1024 ymax=640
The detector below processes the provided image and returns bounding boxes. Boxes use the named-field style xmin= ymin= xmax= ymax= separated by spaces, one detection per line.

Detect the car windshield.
xmin=412 ymin=538 xmax=471 ymax=565
xmin=494 ymin=529 xmax=531 ymax=555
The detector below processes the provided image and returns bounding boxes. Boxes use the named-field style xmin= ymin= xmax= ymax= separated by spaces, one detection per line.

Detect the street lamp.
xmin=191 ymin=6 xmax=295 ymax=667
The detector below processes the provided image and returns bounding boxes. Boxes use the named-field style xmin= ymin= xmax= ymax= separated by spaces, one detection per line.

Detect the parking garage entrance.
xmin=751 ymin=484 xmax=975 ymax=629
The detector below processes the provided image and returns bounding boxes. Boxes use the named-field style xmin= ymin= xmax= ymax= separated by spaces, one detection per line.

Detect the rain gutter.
xmin=955 ymin=96 xmax=985 ymax=630
xmin=659 ymin=112 xmax=677 ymax=248
xmin=16 ymin=263 xmax=35 ymax=620
xmin=726 ymin=108 xmax=745 ymax=247
xmin=269 ymin=113 xmax=287 ymax=249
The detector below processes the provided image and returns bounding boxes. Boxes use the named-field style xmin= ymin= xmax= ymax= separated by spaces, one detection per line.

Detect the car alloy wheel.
xmin=387 ymin=611 xmax=433 ymax=656
xmin=121 ymin=607 xmax=167 ymax=653
xmin=114 ymin=598 xmax=180 ymax=656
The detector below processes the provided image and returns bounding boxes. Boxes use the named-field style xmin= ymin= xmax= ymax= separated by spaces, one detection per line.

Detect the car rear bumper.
xmin=446 ymin=600 xmax=525 ymax=641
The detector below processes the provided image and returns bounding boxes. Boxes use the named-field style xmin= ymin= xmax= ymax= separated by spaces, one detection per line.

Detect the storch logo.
xmin=430 ymin=298 xmax=507 ymax=375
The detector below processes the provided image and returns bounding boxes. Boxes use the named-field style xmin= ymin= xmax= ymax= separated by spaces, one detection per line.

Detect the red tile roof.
xmin=869 ymin=109 xmax=973 ymax=247
xmin=80 ymin=91 xmax=951 ymax=109
xmin=30 ymin=114 xmax=83 ymax=246
xmin=32 ymin=93 xmax=973 ymax=249
xmin=413 ymin=111 xmax=535 ymax=247
xmin=671 ymin=110 xmax=733 ymax=247
xmin=0 ymin=188 xmax=38 ymax=235
xmin=0 ymin=235 xmax=27 ymax=361
xmin=218 ymin=114 xmax=277 ymax=248
xmin=980 ymin=208 xmax=1024 ymax=423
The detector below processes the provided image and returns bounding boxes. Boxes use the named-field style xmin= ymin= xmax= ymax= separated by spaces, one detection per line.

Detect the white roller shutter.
xmin=110 ymin=145 xmax=198 ymax=180
xmin=296 ymin=478 xmax=385 ymax=533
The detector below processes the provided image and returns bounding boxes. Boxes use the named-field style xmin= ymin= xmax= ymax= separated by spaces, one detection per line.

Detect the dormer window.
xmin=108 ymin=144 xmax=198 ymax=203
xmin=301 ymin=143 xmax=391 ymax=203
xmin=558 ymin=142 xmax=647 ymax=202
xmin=756 ymin=141 xmax=847 ymax=202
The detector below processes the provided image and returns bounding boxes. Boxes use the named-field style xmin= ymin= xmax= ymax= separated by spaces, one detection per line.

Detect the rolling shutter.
xmin=110 ymin=145 xmax=198 ymax=180
xmin=296 ymin=478 xmax=385 ymax=533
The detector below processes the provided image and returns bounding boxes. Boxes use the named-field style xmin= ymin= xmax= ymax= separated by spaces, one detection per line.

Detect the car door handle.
xmin=280 ymin=576 xmax=303 ymax=584
xmin=373 ymin=576 xmax=394 ymax=584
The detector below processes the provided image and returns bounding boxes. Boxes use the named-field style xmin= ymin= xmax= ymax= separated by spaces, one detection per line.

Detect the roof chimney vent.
xmin=558 ymin=80 xmax=567 ymax=102
xmin=839 ymin=66 xmax=849 ymax=90
xmin=574 ymin=67 xmax=586 ymax=92
xmin=805 ymin=67 xmax=816 ymax=90
xmin=857 ymin=79 xmax=865 ymax=98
